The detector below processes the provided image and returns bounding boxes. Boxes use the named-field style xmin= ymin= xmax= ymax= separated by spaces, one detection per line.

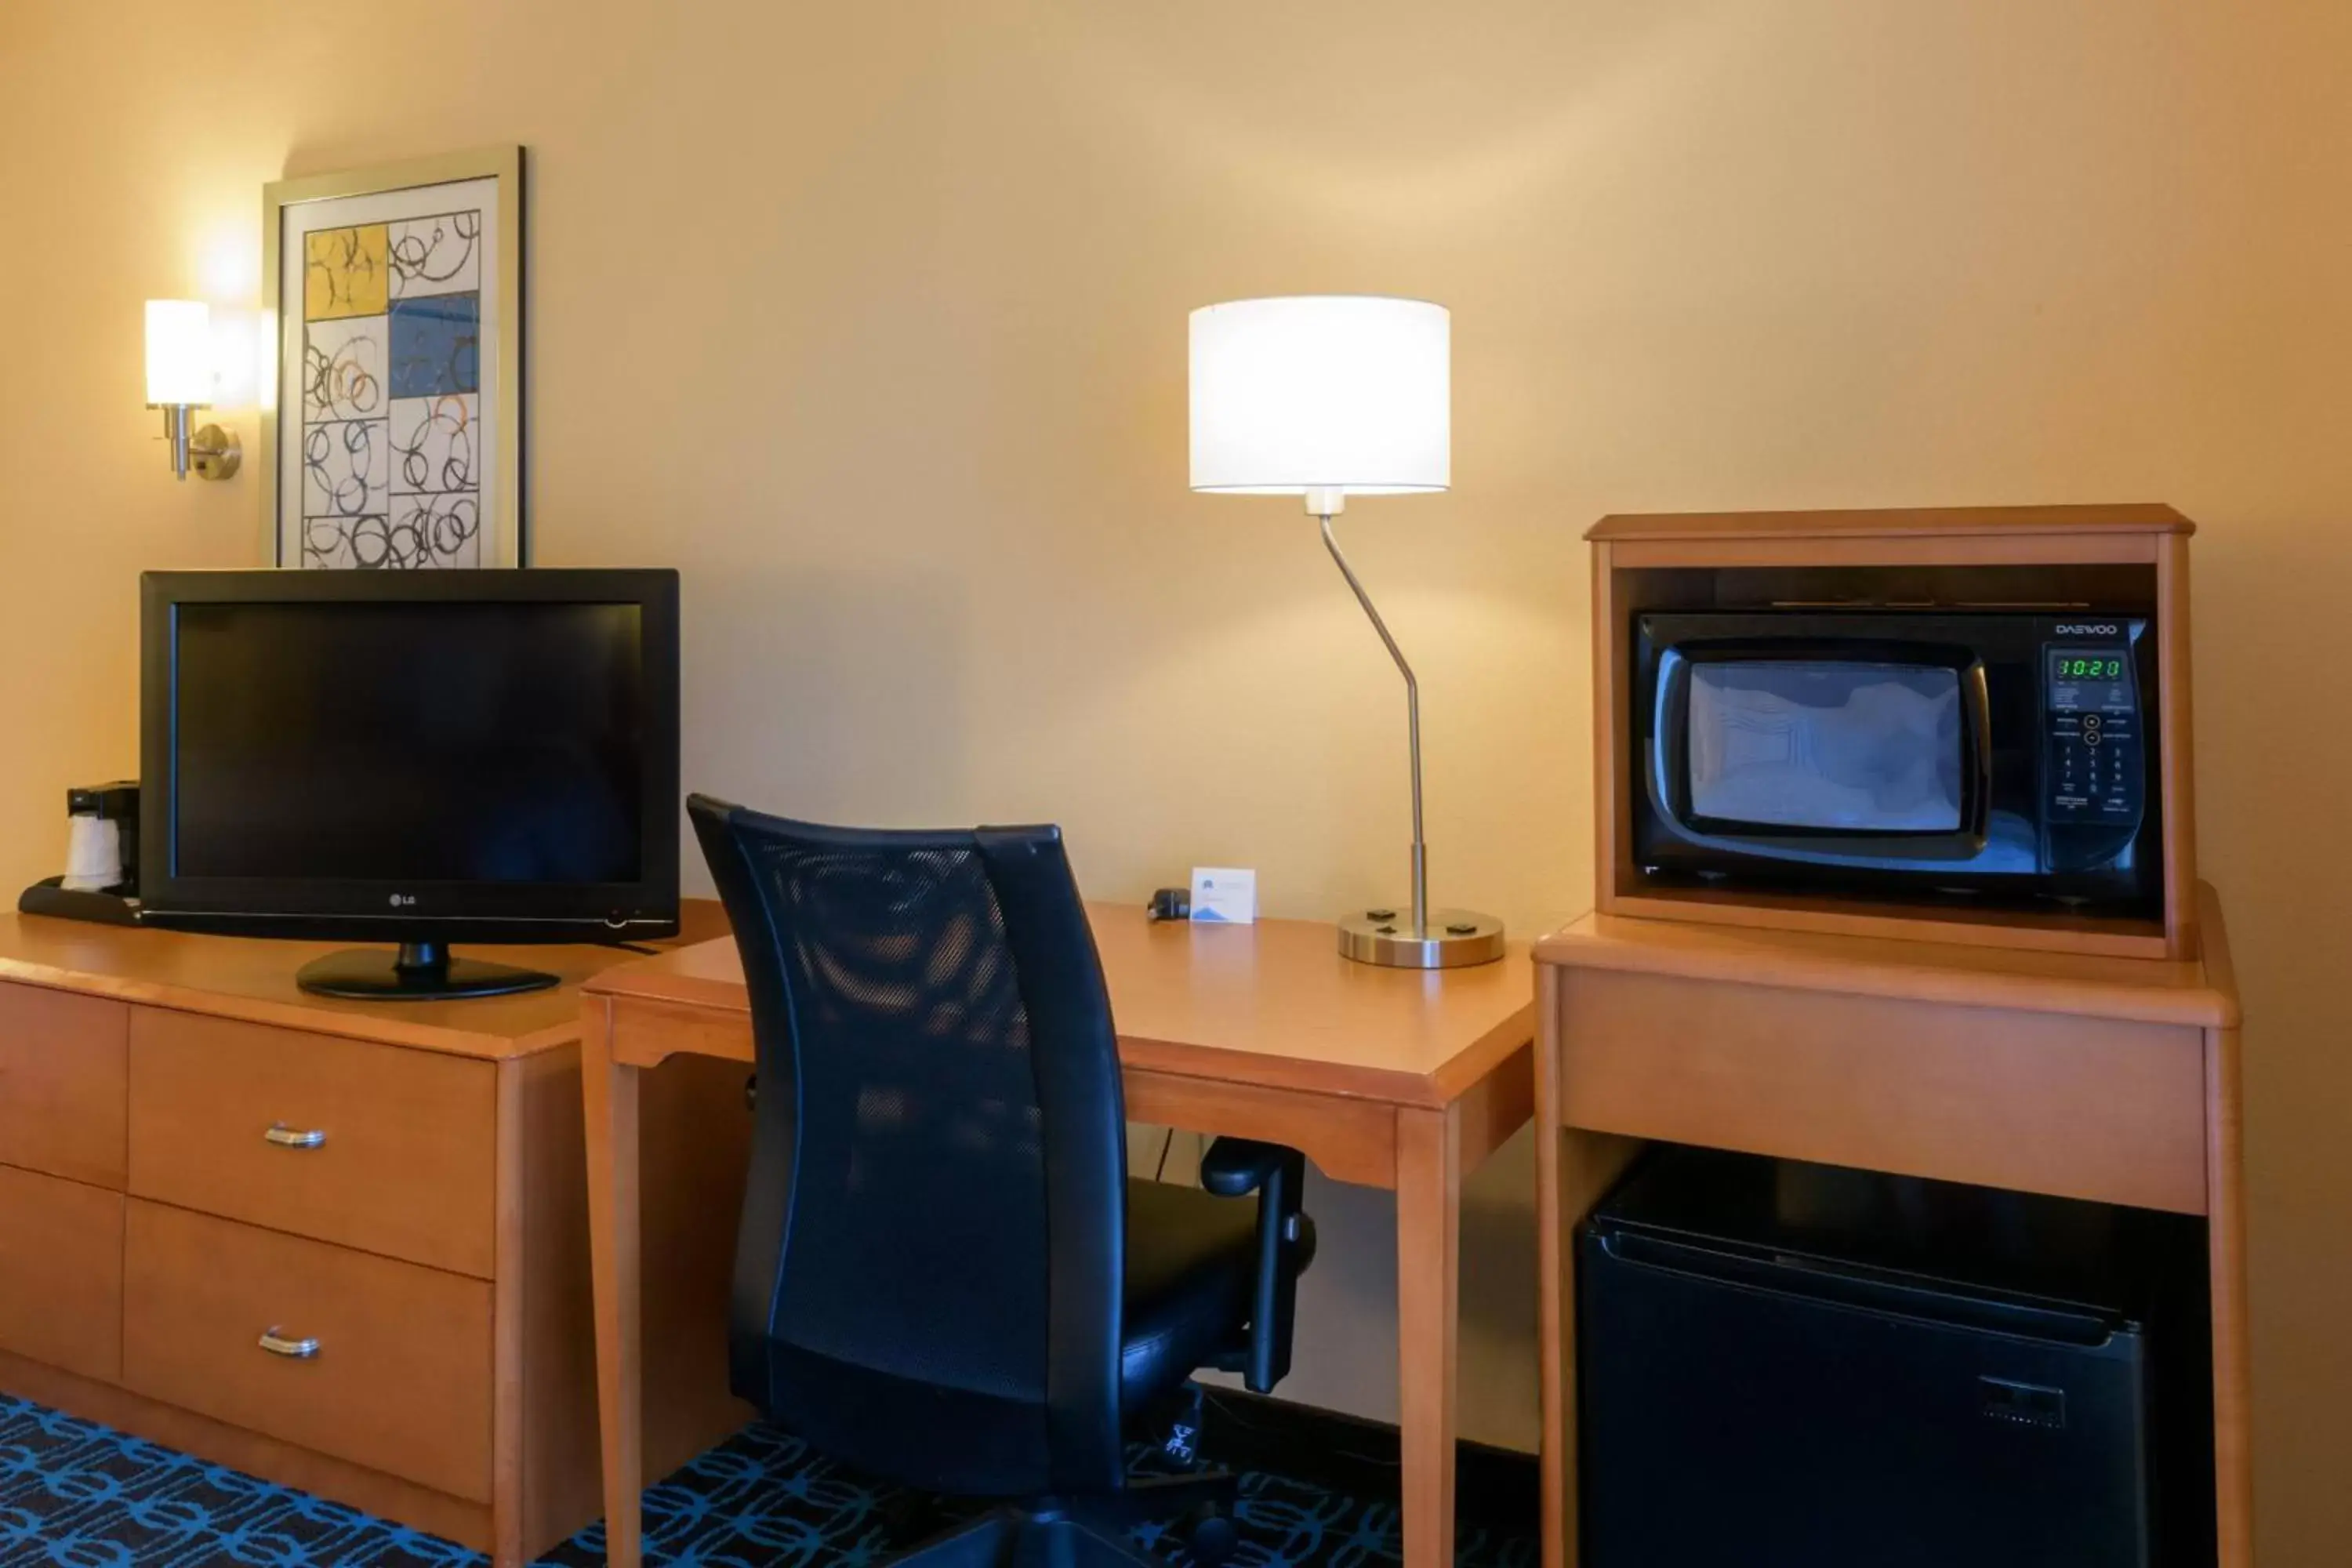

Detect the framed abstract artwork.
xmin=261 ymin=148 xmax=524 ymax=568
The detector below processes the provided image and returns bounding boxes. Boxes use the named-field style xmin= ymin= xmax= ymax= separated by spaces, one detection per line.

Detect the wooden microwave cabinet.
xmin=1543 ymin=506 xmax=2249 ymax=1568
xmin=1587 ymin=504 xmax=2198 ymax=958
xmin=0 ymin=909 xmax=752 ymax=1566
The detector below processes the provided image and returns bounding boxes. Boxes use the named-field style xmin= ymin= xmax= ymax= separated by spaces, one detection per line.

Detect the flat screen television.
xmin=140 ymin=569 xmax=681 ymax=999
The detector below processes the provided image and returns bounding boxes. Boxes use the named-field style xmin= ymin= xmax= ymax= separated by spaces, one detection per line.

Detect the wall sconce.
xmin=144 ymin=299 xmax=241 ymax=480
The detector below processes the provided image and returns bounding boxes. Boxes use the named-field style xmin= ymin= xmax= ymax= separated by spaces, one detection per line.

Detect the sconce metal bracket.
xmin=189 ymin=423 xmax=241 ymax=481
xmin=155 ymin=405 xmax=241 ymax=481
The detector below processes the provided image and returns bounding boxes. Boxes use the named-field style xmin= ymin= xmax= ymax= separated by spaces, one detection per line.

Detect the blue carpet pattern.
xmin=0 ymin=1396 xmax=1537 ymax=1568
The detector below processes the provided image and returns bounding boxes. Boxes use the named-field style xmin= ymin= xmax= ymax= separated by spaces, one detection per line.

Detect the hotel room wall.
xmin=2 ymin=4 xmax=2347 ymax=1558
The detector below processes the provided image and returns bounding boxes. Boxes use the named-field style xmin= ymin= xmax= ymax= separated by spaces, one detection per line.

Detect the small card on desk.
xmin=1189 ymin=868 xmax=1257 ymax=924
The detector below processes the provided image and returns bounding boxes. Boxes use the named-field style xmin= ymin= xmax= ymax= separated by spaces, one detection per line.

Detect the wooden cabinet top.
xmin=1586 ymin=503 xmax=2194 ymax=543
xmin=0 ymin=902 xmax=726 ymax=1060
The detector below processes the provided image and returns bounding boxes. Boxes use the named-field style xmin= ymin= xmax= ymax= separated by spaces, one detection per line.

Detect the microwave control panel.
xmin=2042 ymin=644 xmax=2143 ymax=826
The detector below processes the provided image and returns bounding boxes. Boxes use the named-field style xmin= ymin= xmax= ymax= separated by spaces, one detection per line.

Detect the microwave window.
xmin=1686 ymin=662 xmax=1963 ymax=832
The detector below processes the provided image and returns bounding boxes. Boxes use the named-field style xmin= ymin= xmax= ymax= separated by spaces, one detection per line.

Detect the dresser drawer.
xmin=0 ymin=983 xmax=127 ymax=1188
xmin=0 ymin=1163 xmax=123 ymax=1383
xmin=1554 ymin=967 xmax=2209 ymax=1214
xmin=122 ymin=1200 xmax=492 ymax=1502
xmin=127 ymin=1011 xmax=495 ymax=1277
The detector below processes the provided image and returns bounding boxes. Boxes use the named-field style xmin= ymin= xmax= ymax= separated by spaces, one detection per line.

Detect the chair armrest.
xmin=1199 ymin=1138 xmax=1290 ymax=1197
xmin=1196 ymin=1138 xmax=1312 ymax=1394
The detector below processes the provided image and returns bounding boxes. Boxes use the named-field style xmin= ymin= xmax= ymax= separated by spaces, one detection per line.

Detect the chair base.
xmin=888 ymin=1474 xmax=1240 ymax=1568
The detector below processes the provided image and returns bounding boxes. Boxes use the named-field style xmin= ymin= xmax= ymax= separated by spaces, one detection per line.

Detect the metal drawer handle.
xmin=258 ymin=1327 xmax=321 ymax=1359
xmin=263 ymin=1123 xmax=326 ymax=1150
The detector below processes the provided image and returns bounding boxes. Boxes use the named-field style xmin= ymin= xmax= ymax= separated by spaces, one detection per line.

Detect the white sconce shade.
xmin=1189 ymin=296 xmax=1450 ymax=498
xmin=144 ymin=299 xmax=216 ymax=407
xmin=142 ymin=298 xmax=241 ymax=480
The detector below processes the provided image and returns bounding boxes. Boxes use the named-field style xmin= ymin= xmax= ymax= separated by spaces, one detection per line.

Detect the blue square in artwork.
xmin=388 ymin=292 xmax=481 ymax=398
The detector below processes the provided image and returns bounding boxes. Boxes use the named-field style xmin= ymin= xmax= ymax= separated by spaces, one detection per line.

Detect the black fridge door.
xmin=1578 ymin=1223 xmax=2153 ymax=1568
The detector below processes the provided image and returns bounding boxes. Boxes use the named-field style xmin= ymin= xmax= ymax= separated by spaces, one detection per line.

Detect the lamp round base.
xmin=1336 ymin=907 xmax=1506 ymax=969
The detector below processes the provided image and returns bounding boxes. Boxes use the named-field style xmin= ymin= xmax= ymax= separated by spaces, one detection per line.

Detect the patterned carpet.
xmin=0 ymin=1395 xmax=1537 ymax=1568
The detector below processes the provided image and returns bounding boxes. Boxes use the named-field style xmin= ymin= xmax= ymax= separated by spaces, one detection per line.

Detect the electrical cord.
xmin=1155 ymin=1127 xmax=1175 ymax=1181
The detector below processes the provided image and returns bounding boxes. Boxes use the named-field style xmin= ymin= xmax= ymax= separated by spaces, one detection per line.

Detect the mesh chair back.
xmin=689 ymin=795 xmax=1127 ymax=1495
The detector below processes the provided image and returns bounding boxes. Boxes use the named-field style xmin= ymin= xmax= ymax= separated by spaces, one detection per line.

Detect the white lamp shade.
xmin=1189 ymin=296 xmax=1449 ymax=496
xmin=144 ymin=299 xmax=215 ymax=406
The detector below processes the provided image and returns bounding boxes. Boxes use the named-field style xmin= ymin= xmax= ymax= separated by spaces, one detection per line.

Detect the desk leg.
xmin=583 ymin=1002 xmax=645 ymax=1568
xmin=1537 ymin=1125 xmax=1643 ymax=1568
xmin=1535 ymin=968 xmax=1569 ymax=1568
xmin=1396 ymin=1104 xmax=1462 ymax=1568
xmin=1538 ymin=967 xmax=1648 ymax=1568
xmin=2207 ymin=1022 xmax=2255 ymax=1568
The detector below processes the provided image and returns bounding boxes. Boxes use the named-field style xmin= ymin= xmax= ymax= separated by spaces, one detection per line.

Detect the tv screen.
xmin=141 ymin=569 xmax=679 ymax=951
xmin=172 ymin=601 xmax=648 ymax=884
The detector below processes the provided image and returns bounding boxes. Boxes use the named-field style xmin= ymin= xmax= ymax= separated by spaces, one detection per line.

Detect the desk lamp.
xmin=1189 ymin=296 xmax=1504 ymax=968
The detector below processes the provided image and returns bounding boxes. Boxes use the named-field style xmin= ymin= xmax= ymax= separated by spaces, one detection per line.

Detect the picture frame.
xmin=260 ymin=147 xmax=525 ymax=568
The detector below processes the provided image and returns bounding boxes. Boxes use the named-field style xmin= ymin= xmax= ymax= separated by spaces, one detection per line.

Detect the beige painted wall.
xmin=3 ymin=1 xmax=2347 ymax=1557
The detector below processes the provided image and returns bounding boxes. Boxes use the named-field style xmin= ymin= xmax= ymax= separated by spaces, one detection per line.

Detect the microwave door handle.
xmin=1964 ymin=661 xmax=1994 ymax=844
xmin=1652 ymin=652 xmax=1690 ymax=826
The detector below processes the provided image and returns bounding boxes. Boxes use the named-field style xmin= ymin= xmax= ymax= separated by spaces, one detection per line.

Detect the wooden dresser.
xmin=0 ymin=906 xmax=753 ymax=1566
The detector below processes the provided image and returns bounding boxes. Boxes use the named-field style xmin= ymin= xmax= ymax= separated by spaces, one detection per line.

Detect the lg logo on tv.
xmin=388 ymin=893 xmax=418 ymax=908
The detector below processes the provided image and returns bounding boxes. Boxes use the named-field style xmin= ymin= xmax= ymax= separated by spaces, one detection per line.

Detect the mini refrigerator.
xmin=1577 ymin=1147 xmax=2212 ymax=1568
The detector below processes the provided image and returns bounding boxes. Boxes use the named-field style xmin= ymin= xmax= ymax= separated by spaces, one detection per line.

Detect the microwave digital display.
xmin=2047 ymin=648 xmax=2134 ymax=713
xmin=1686 ymin=662 xmax=1963 ymax=833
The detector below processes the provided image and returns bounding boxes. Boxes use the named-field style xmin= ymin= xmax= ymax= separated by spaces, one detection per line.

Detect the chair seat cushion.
xmin=1121 ymin=1178 xmax=1278 ymax=1407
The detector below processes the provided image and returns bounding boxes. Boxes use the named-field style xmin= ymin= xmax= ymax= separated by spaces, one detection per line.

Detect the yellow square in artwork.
xmin=304 ymin=224 xmax=390 ymax=320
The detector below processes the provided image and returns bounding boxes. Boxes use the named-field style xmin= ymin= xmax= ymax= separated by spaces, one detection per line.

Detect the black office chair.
xmin=688 ymin=794 xmax=1317 ymax=1568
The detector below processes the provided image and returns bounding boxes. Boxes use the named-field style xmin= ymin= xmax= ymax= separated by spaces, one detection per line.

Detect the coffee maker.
xmin=17 ymin=781 xmax=142 ymax=924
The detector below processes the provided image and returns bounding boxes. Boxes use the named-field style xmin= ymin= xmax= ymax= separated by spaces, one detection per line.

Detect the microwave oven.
xmin=1633 ymin=611 xmax=2163 ymax=917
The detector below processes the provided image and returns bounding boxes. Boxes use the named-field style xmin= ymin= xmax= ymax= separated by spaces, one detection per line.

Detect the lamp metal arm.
xmin=1317 ymin=510 xmax=1426 ymax=937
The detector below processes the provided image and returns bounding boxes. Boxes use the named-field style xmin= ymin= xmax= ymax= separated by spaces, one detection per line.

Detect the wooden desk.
xmin=1531 ymin=883 xmax=2249 ymax=1568
xmin=581 ymin=903 xmax=1538 ymax=1568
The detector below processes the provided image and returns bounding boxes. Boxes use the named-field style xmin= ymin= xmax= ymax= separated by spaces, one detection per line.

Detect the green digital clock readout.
xmin=2055 ymin=656 xmax=2123 ymax=679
